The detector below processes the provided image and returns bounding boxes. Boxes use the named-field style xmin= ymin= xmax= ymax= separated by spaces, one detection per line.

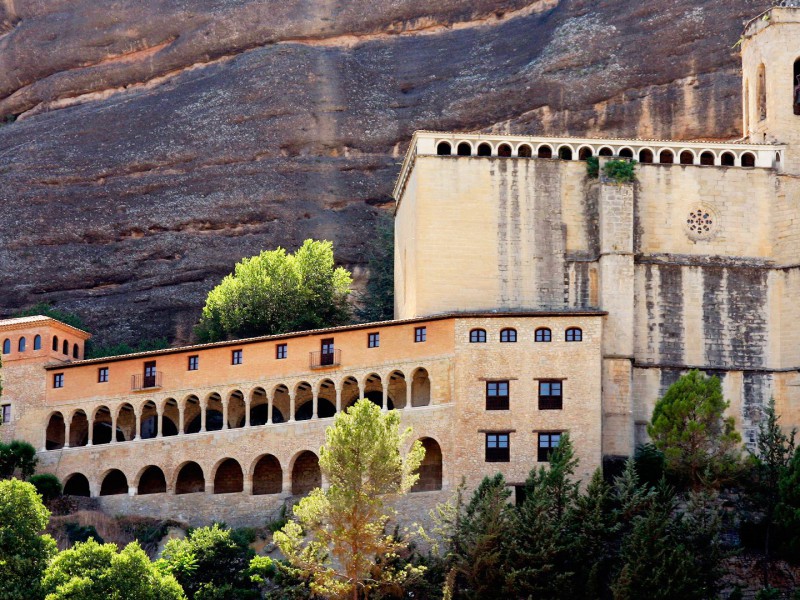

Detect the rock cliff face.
xmin=0 ymin=0 xmax=771 ymax=345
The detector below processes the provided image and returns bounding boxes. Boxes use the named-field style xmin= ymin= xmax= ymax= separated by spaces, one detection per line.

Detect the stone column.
xmin=128 ymin=485 xmax=137 ymax=496
xmin=335 ymin=387 xmax=342 ymax=414
xmin=133 ymin=410 xmax=141 ymax=441
xmin=312 ymin=389 xmax=319 ymax=420
xmin=86 ymin=414 xmax=94 ymax=446
xmin=267 ymin=390 xmax=274 ymax=425
xmin=200 ymin=401 xmax=207 ymax=433
xmin=289 ymin=389 xmax=296 ymax=422
xmin=358 ymin=382 xmax=365 ymax=402
xmin=244 ymin=400 xmax=251 ymax=427
xmin=321 ymin=473 xmax=330 ymax=491
xmin=222 ymin=398 xmax=229 ymax=431
xmin=282 ymin=466 xmax=292 ymax=495
xmin=406 ymin=382 xmax=413 ymax=409
xmin=110 ymin=411 xmax=118 ymax=444
xmin=156 ymin=409 xmax=163 ymax=439
xmin=63 ymin=417 xmax=71 ymax=449
xmin=382 ymin=382 xmax=389 ymax=411
xmin=178 ymin=405 xmax=185 ymax=435
xmin=205 ymin=480 xmax=214 ymax=494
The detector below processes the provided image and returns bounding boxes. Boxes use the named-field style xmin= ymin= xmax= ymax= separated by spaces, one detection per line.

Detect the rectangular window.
xmin=415 ymin=326 xmax=427 ymax=343
xmin=1 ymin=404 xmax=10 ymax=424
xmin=368 ymin=332 xmax=380 ymax=348
xmin=98 ymin=367 xmax=109 ymax=383
xmin=232 ymin=349 xmax=243 ymax=365
xmin=538 ymin=432 xmax=562 ymax=462
xmin=320 ymin=338 xmax=335 ymax=366
xmin=188 ymin=355 xmax=199 ymax=371
xmin=53 ymin=373 xmax=64 ymax=388
xmin=276 ymin=344 xmax=287 ymax=360
xmin=486 ymin=381 xmax=510 ymax=410
xmin=538 ymin=380 xmax=563 ymax=410
xmin=143 ymin=361 xmax=157 ymax=388
xmin=485 ymin=433 xmax=510 ymax=462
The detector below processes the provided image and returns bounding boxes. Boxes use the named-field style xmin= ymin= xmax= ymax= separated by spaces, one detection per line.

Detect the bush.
xmin=586 ymin=156 xmax=599 ymax=178
xmin=14 ymin=302 xmax=86 ymax=331
xmin=29 ymin=473 xmax=62 ymax=502
xmin=64 ymin=522 xmax=104 ymax=545
xmin=603 ymin=159 xmax=637 ymax=183
xmin=0 ymin=439 xmax=38 ymax=480
xmin=87 ymin=337 xmax=169 ymax=359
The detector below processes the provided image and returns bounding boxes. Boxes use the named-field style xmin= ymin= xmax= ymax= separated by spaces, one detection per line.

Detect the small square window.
xmin=538 ymin=432 xmax=562 ymax=462
xmin=276 ymin=344 xmax=287 ymax=360
xmin=53 ymin=373 xmax=64 ymax=388
xmin=500 ymin=328 xmax=517 ymax=343
xmin=98 ymin=367 xmax=109 ymax=383
xmin=486 ymin=433 xmax=510 ymax=462
xmin=538 ymin=380 xmax=563 ymax=410
xmin=368 ymin=332 xmax=380 ymax=348
xmin=188 ymin=355 xmax=199 ymax=371
xmin=566 ymin=327 xmax=583 ymax=342
xmin=486 ymin=381 xmax=510 ymax=410
xmin=1 ymin=404 xmax=10 ymax=424
xmin=232 ymin=349 xmax=243 ymax=365
xmin=415 ymin=327 xmax=427 ymax=343
xmin=535 ymin=328 xmax=552 ymax=342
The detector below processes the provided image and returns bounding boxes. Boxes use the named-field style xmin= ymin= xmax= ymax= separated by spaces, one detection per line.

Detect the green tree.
xmin=0 ymin=479 xmax=57 ymax=600
xmin=775 ymin=445 xmax=800 ymax=562
xmin=196 ymin=239 xmax=352 ymax=342
xmin=159 ymin=524 xmax=256 ymax=599
xmin=14 ymin=303 xmax=86 ymax=332
xmin=42 ymin=539 xmax=185 ymax=600
xmin=355 ymin=214 xmax=394 ymax=323
xmin=275 ymin=399 xmax=425 ymax=600
xmin=29 ymin=474 xmax=62 ymax=503
xmin=647 ymin=370 xmax=741 ymax=488
xmin=0 ymin=440 xmax=38 ymax=480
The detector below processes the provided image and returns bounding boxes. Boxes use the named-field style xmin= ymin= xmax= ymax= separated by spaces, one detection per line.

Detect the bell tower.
xmin=742 ymin=2 xmax=800 ymax=172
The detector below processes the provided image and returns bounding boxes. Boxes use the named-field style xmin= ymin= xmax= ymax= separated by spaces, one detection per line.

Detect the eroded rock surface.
xmin=0 ymin=0 xmax=770 ymax=344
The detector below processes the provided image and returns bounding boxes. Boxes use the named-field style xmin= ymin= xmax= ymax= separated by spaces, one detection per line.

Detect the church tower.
xmin=741 ymin=2 xmax=800 ymax=172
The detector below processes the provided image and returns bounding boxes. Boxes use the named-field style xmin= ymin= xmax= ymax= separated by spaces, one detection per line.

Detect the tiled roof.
xmin=0 ymin=315 xmax=91 ymax=337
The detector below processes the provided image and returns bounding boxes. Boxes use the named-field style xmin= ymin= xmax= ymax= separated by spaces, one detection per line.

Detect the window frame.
xmin=538 ymin=432 xmax=562 ymax=462
xmin=1 ymin=404 xmax=10 ymax=424
xmin=414 ymin=326 xmax=427 ymax=343
xmin=500 ymin=328 xmax=517 ymax=343
xmin=485 ymin=380 xmax=510 ymax=411
xmin=18 ymin=337 xmax=26 ymax=352
xmin=485 ymin=432 xmax=511 ymax=463
xmin=276 ymin=343 xmax=287 ymax=360
xmin=2 ymin=339 xmax=9 ymax=354
xmin=368 ymin=332 xmax=380 ymax=348
xmin=188 ymin=355 xmax=199 ymax=371
xmin=469 ymin=328 xmax=487 ymax=343
xmin=538 ymin=380 xmax=563 ymax=410
xmin=53 ymin=373 xmax=64 ymax=389
xmin=33 ymin=335 xmax=41 ymax=351
xmin=535 ymin=328 xmax=552 ymax=342
xmin=98 ymin=367 xmax=109 ymax=383
xmin=231 ymin=349 xmax=243 ymax=365
xmin=565 ymin=327 xmax=583 ymax=342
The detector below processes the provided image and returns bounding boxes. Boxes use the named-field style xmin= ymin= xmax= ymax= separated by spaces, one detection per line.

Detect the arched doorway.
xmin=412 ymin=438 xmax=443 ymax=492
xmin=252 ymin=455 xmax=282 ymax=495
xmin=175 ymin=462 xmax=205 ymax=495
xmin=100 ymin=469 xmax=128 ymax=496
xmin=214 ymin=458 xmax=244 ymax=494
xmin=411 ymin=368 xmax=431 ymax=407
xmin=138 ymin=466 xmax=167 ymax=495
xmin=45 ymin=412 xmax=65 ymax=450
xmin=63 ymin=473 xmax=90 ymax=497
xmin=292 ymin=451 xmax=321 ymax=495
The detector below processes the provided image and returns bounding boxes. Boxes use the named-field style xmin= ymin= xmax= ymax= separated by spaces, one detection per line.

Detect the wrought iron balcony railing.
xmin=309 ymin=349 xmax=341 ymax=369
xmin=131 ymin=372 xmax=163 ymax=391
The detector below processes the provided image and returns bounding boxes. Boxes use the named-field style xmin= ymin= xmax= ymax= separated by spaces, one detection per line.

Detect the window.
xmin=538 ymin=432 xmax=562 ymax=462
xmin=320 ymin=338 xmax=335 ymax=366
xmin=535 ymin=328 xmax=551 ymax=342
xmin=538 ymin=380 xmax=563 ymax=410
xmin=485 ymin=433 xmax=510 ymax=462
xmin=62 ymin=340 xmax=68 ymax=355
xmin=500 ymin=328 xmax=517 ymax=343
xmin=486 ymin=381 xmax=509 ymax=410
xmin=143 ymin=361 xmax=157 ymax=388
xmin=415 ymin=327 xmax=427 ymax=343
xmin=188 ymin=355 xmax=199 ymax=371
xmin=368 ymin=332 xmax=380 ymax=348
xmin=2 ymin=339 xmax=10 ymax=354
xmin=1 ymin=404 xmax=10 ymax=424
xmin=276 ymin=344 xmax=287 ymax=360
xmin=33 ymin=335 xmax=41 ymax=350
xmin=52 ymin=336 xmax=59 ymax=351
xmin=98 ymin=367 xmax=109 ymax=383
xmin=566 ymin=327 xmax=582 ymax=342
xmin=53 ymin=373 xmax=64 ymax=388
xmin=18 ymin=337 xmax=26 ymax=352
xmin=469 ymin=329 xmax=487 ymax=343
xmin=232 ymin=349 xmax=243 ymax=365
xmin=72 ymin=343 xmax=79 ymax=359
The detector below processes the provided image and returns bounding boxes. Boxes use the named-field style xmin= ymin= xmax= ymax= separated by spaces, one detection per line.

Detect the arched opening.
xmin=341 ymin=377 xmax=360 ymax=410
xmin=100 ymin=469 xmax=128 ymax=496
xmin=18 ymin=337 xmax=26 ymax=352
xmin=92 ymin=406 xmax=113 ymax=445
xmin=477 ymin=142 xmax=491 ymax=156
xmin=618 ymin=148 xmax=634 ymax=159
xmin=436 ymin=141 xmax=452 ymax=156
xmin=363 ymin=374 xmax=393 ymax=410
xmin=316 ymin=379 xmax=337 ymax=418
xmin=205 ymin=393 xmax=224 ymax=432
xmin=776 ymin=152 xmax=782 ymax=166
xmin=639 ymin=149 xmax=654 ymax=164
xmin=227 ymin=390 xmax=246 ymax=429
xmin=63 ymin=473 xmax=90 ymax=497
xmin=252 ymin=455 xmax=282 ymax=495
xmin=578 ymin=147 xmax=593 ymax=161
xmin=183 ymin=395 xmax=201 ymax=434
xmin=161 ymin=399 xmax=179 ymax=437
xmin=175 ymin=462 xmax=205 ymax=495
xmin=214 ymin=458 xmax=243 ymax=494
xmin=33 ymin=335 xmax=41 ymax=350
xmin=388 ymin=371 xmax=408 ymax=410
xmin=721 ymin=152 xmax=735 ymax=166
xmin=537 ymin=145 xmax=553 ymax=159
xmin=138 ymin=466 xmax=167 ymax=495
xmin=659 ymin=150 xmax=674 ymax=164
xmin=598 ymin=147 xmax=613 ymax=157
xmin=700 ymin=151 xmax=715 ymax=166
xmin=62 ymin=340 xmax=68 ymax=355
xmin=52 ymin=336 xmax=59 ymax=352
xmin=497 ymin=143 xmax=512 ymax=157
xmin=72 ymin=344 xmax=79 ymax=359
xmin=140 ymin=401 xmax=158 ymax=439
xmin=679 ymin=151 xmax=694 ymax=165
xmin=295 ymin=398 xmax=336 ymax=420
xmin=411 ymin=368 xmax=431 ymax=407
xmin=412 ymin=438 xmax=443 ymax=492
xmin=1 ymin=339 xmax=8 ymax=354
xmin=558 ymin=146 xmax=573 ymax=160
xmin=271 ymin=385 xmax=289 ymax=424
xmin=294 ymin=382 xmax=314 ymax=421
xmin=758 ymin=63 xmax=767 ymax=121
xmin=456 ymin=142 xmax=471 ymax=156
xmin=69 ymin=410 xmax=89 ymax=447
xmin=741 ymin=152 xmax=756 ymax=168
xmin=518 ymin=144 xmax=532 ymax=158
xmin=793 ymin=59 xmax=800 ymax=115
xmin=292 ymin=451 xmax=321 ymax=495
xmin=46 ymin=412 xmax=65 ymax=450
xmin=249 ymin=388 xmax=268 ymax=426
xmin=116 ymin=403 xmax=136 ymax=442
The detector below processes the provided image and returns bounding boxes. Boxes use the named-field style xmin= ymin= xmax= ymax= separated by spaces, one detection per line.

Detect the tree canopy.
xmin=196 ymin=239 xmax=352 ymax=342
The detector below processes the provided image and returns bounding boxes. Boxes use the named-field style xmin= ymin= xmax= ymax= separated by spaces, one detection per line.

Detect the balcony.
xmin=309 ymin=349 xmax=341 ymax=369
xmin=131 ymin=372 xmax=163 ymax=391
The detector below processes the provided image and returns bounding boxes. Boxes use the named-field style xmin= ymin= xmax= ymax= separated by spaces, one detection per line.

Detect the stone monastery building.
xmin=1 ymin=6 xmax=800 ymax=525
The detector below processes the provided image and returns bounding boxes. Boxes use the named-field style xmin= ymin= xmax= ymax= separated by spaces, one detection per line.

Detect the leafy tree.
xmin=42 ymin=539 xmax=185 ymax=600
xmin=0 ymin=479 xmax=57 ymax=600
xmin=196 ymin=239 xmax=352 ymax=342
xmin=159 ymin=523 xmax=256 ymax=599
xmin=14 ymin=303 xmax=86 ymax=331
xmin=647 ymin=370 xmax=741 ymax=488
xmin=775 ymin=445 xmax=800 ymax=562
xmin=275 ymin=399 xmax=425 ymax=600
xmin=355 ymin=214 xmax=394 ymax=323
xmin=29 ymin=474 xmax=62 ymax=503
xmin=87 ymin=337 xmax=170 ymax=360
xmin=633 ymin=442 xmax=666 ymax=488
xmin=0 ymin=440 xmax=38 ymax=480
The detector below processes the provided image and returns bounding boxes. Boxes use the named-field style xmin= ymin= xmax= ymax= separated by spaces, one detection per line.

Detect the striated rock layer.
xmin=0 ymin=0 xmax=771 ymax=345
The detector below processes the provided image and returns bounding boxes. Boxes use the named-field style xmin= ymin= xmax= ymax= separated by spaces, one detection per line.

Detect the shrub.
xmin=0 ymin=439 xmax=38 ymax=480
xmin=603 ymin=159 xmax=637 ymax=183
xmin=586 ymin=156 xmax=599 ymax=178
xmin=29 ymin=473 xmax=62 ymax=502
xmin=64 ymin=522 xmax=104 ymax=545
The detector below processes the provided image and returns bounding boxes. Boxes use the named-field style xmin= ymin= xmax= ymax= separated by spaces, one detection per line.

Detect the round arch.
xmin=63 ymin=473 xmax=91 ymax=497
xmin=213 ymin=458 xmax=244 ymax=494
xmin=174 ymin=461 xmax=206 ymax=495
xmin=100 ymin=469 xmax=128 ymax=496
xmin=251 ymin=454 xmax=283 ymax=495
xmin=412 ymin=437 xmax=443 ymax=492
xmin=290 ymin=450 xmax=321 ymax=496
xmin=136 ymin=465 xmax=167 ymax=495
xmin=45 ymin=411 xmax=65 ymax=450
